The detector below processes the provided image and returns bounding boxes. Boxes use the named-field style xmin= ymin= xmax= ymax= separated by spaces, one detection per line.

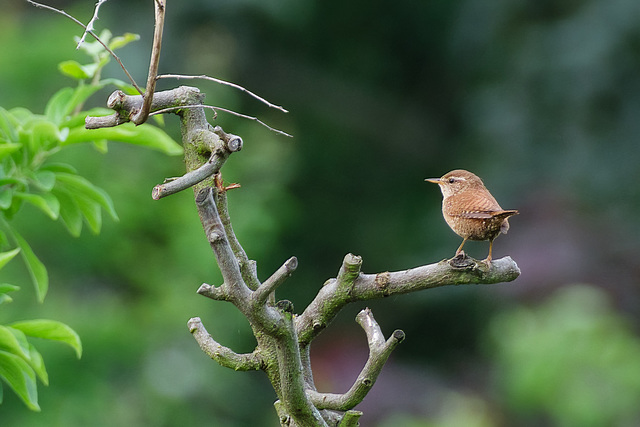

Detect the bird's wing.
xmin=458 ymin=210 xmax=518 ymax=219
xmin=445 ymin=191 xmax=504 ymax=218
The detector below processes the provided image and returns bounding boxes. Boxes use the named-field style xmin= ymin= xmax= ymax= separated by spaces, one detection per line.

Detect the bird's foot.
xmin=449 ymin=251 xmax=475 ymax=268
xmin=448 ymin=251 xmax=492 ymax=273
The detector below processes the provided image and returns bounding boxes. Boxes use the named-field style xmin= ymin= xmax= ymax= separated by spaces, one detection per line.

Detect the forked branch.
xmin=307 ymin=309 xmax=405 ymax=411
xmin=296 ymin=253 xmax=520 ymax=347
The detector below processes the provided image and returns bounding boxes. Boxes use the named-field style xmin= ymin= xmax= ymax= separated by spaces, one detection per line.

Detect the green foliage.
xmin=489 ymin=285 xmax=640 ymax=427
xmin=0 ymin=30 xmax=181 ymax=411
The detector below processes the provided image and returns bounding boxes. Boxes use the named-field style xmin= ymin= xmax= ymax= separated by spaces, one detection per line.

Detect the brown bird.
xmin=425 ymin=169 xmax=518 ymax=264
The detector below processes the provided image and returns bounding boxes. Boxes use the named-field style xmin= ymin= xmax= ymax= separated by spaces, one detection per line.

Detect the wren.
xmin=425 ymin=169 xmax=518 ymax=264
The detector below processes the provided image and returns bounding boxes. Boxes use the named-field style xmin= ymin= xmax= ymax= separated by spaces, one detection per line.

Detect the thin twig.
xmin=158 ymin=74 xmax=289 ymax=113
xmin=76 ymin=0 xmax=109 ymax=48
xmin=149 ymin=104 xmax=293 ymax=138
xmin=132 ymin=0 xmax=165 ymax=125
xmin=26 ymin=0 xmax=143 ymax=95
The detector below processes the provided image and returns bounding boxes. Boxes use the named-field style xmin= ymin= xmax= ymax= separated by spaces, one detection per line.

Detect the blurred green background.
xmin=2 ymin=0 xmax=640 ymax=425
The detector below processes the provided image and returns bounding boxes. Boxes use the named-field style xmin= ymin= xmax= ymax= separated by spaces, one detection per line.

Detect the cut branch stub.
xmin=253 ymin=256 xmax=298 ymax=307
xmin=86 ymin=86 xmax=203 ymax=128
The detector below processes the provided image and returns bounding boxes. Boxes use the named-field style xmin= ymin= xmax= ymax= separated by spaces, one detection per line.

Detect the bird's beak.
xmin=424 ymin=178 xmax=441 ymax=184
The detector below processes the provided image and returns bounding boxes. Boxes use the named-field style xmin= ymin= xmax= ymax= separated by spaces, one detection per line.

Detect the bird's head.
xmin=425 ymin=169 xmax=485 ymax=198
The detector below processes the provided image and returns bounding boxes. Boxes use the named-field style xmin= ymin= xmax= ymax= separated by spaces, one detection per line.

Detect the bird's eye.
xmin=448 ymin=177 xmax=455 ymax=184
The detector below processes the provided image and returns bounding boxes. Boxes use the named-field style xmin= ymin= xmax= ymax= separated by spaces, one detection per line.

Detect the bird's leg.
xmin=455 ymin=238 xmax=467 ymax=256
xmin=482 ymin=239 xmax=494 ymax=265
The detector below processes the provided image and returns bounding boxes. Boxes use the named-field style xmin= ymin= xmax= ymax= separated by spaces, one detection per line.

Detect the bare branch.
xmin=188 ymin=317 xmax=262 ymax=371
xmin=211 ymin=175 xmax=261 ymax=291
xmin=76 ymin=0 xmax=109 ymax=48
xmin=296 ymin=254 xmax=520 ymax=346
xmin=87 ymin=84 xmax=291 ymax=136
xmin=274 ymin=310 xmax=328 ymax=427
xmin=86 ymin=87 xmax=204 ymax=129
xmin=195 ymin=187 xmax=251 ymax=303
xmin=131 ymin=0 xmax=165 ymax=125
xmin=153 ymin=150 xmax=225 ymax=200
xmin=307 ymin=308 xmax=404 ymax=411
xmin=253 ymin=257 xmax=298 ymax=307
xmin=158 ymin=74 xmax=289 ymax=113
xmin=83 ymin=112 xmax=128 ymax=129
xmin=26 ymin=0 xmax=143 ymax=94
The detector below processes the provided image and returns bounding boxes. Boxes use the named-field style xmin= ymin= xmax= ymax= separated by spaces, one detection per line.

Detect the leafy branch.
xmin=0 ymin=28 xmax=180 ymax=409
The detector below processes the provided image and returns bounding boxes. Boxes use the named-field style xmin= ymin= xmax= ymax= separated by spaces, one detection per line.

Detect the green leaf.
xmin=12 ymin=230 xmax=48 ymax=302
xmin=0 ymin=188 xmax=12 ymax=210
xmin=0 ymin=326 xmax=30 ymax=361
xmin=0 ymin=350 xmax=39 ymax=411
xmin=51 ymin=188 xmax=83 ymax=237
xmin=0 ymin=142 xmax=21 ymax=159
xmin=77 ymin=29 xmax=112 ymax=57
xmin=45 ymin=85 xmax=105 ymax=125
xmin=58 ymin=60 xmax=90 ymax=80
xmin=103 ymin=78 xmax=140 ymax=96
xmin=92 ymin=139 xmax=109 ymax=153
xmin=8 ymin=108 xmax=34 ymax=125
xmin=0 ymin=177 xmax=25 ymax=186
xmin=74 ymin=195 xmax=102 ymax=234
xmin=0 ymin=283 xmax=20 ymax=294
xmin=24 ymin=344 xmax=47 ymax=385
xmin=39 ymin=162 xmax=78 ymax=175
xmin=0 ymin=327 xmax=47 ymax=384
xmin=32 ymin=171 xmax=56 ymax=191
xmin=0 ymin=248 xmax=20 ymax=270
xmin=0 ymin=283 xmax=20 ymax=305
xmin=108 ymin=32 xmax=140 ymax=51
xmin=0 ymin=107 xmax=20 ymax=142
xmin=14 ymin=192 xmax=60 ymax=220
xmin=63 ymin=122 xmax=183 ymax=156
xmin=54 ymin=173 xmax=118 ymax=221
xmin=21 ymin=119 xmax=62 ymax=153
xmin=44 ymin=87 xmax=73 ymax=124
xmin=10 ymin=320 xmax=82 ymax=359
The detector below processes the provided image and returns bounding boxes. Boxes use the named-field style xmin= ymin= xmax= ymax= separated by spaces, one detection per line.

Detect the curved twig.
xmin=158 ymin=74 xmax=288 ymax=113
xmin=306 ymin=308 xmax=404 ymax=411
xmin=188 ymin=317 xmax=262 ymax=371
xmin=26 ymin=0 xmax=143 ymax=94
xmin=131 ymin=0 xmax=165 ymax=125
